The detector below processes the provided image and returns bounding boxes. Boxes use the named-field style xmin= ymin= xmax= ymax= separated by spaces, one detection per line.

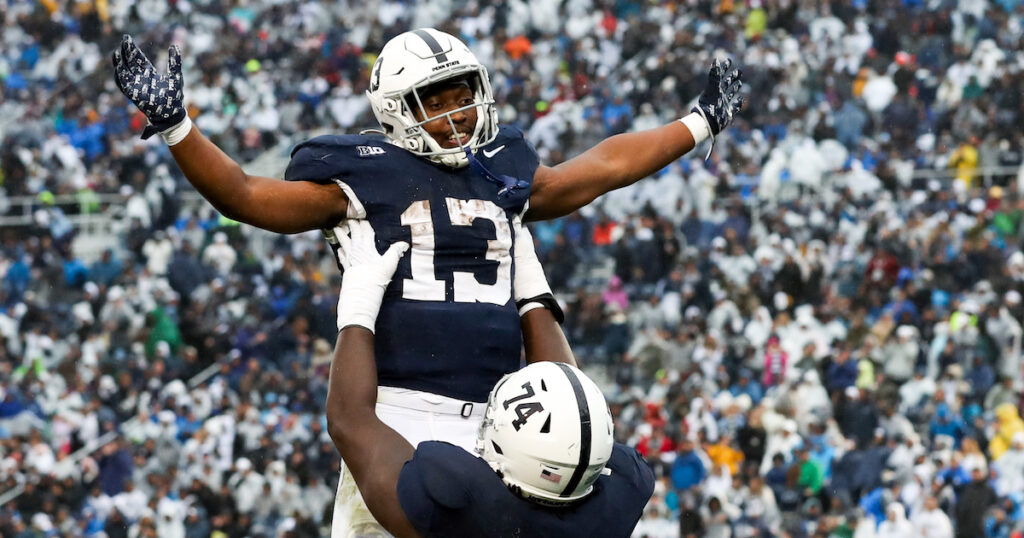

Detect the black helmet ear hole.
xmin=491 ymin=440 xmax=504 ymax=455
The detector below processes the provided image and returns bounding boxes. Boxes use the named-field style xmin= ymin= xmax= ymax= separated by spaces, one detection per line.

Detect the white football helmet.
xmin=476 ymin=362 xmax=615 ymax=505
xmin=366 ymin=28 xmax=499 ymax=168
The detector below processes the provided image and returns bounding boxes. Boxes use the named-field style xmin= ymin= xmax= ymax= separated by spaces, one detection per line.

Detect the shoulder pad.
xmin=613 ymin=444 xmax=656 ymax=495
xmin=411 ymin=442 xmax=473 ymax=509
xmin=284 ymin=134 xmax=389 ymax=184
xmin=493 ymin=124 xmax=527 ymax=144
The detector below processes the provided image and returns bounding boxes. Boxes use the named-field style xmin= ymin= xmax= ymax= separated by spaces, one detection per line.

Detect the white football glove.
xmin=512 ymin=215 xmax=563 ymax=322
xmin=335 ymin=220 xmax=409 ymax=333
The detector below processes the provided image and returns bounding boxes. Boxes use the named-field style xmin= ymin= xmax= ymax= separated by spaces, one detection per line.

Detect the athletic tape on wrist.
xmin=337 ymin=307 xmax=378 ymax=334
xmin=679 ymin=112 xmax=711 ymax=145
xmin=160 ymin=116 xmax=193 ymax=146
xmin=337 ymin=314 xmax=377 ymax=334
xmin=336 ymin=274 xmax=386 ymax=334
xmin=680 ymin=111 xmax=715 ymax=160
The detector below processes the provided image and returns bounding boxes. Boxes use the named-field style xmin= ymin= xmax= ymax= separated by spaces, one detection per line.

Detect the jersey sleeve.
xmin=284 ymin=134 xmax=393 ymax=219
xmin=397 ymin=442 xmax=477 ymax=533
xmin=610 ymin=443 xmax=656 ymax=505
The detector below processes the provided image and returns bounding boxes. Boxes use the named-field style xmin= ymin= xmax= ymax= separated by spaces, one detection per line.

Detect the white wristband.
xmin=679 ymin=112 xmax=712 ymax=146
xmin=160 ymin=116 xmax=193 ymax=146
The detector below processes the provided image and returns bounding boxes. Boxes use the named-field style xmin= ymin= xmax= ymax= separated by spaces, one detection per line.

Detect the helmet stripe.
xmin=412 ymin=29 xmax=449 ymax=64
xmin=554 ymin=363 xmax=591 ymax=497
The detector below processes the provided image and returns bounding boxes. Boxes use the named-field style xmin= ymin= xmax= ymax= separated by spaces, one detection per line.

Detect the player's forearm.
xmin=326 ymin=327 xmax=419 ymax=538
xmin=326 ymin=327 xmax=415 ymax=448
xmin=582 ymin=121 xmax=697 ymax=187
xmin=168 ymin=127 xmax=345 ymax=233
xmin=326 ymin=327 xmax=381 ymax=445
xmin=167 ymin=126 xmax=253 ymax=221
xmin=527 ymin=122 xmax=696 ymax=221
xmin=522 ymin=308 xmax=577 ymax=367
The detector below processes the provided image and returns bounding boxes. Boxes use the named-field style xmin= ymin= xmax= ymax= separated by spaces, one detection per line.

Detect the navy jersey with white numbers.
xmin=284 ymin=126 xmax=538 ymax=402
xmin=397 ymin=442 xmax=655 ymax=538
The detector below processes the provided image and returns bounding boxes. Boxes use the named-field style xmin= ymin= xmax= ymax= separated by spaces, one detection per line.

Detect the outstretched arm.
xmin=323 ymin=220 xmax=419 ymax=537
xmin=511 ymin=216 xmax=577 ymax=366
xmin=112 ymin=35 xmax=348 ymax=233
xmin=527 ymin=121 xmax=698 ymax=221
xmin=167 ymin=129 xmax=348 ymax=233
xmin=526 ymin=59 xmax=743 ymax=221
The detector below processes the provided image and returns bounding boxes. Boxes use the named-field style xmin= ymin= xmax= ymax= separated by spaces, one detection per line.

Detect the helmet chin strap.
xmin=438 ymin=151 xmax=469 ymax=168
xmin=465 ymin=148 xmax=529 ymax=204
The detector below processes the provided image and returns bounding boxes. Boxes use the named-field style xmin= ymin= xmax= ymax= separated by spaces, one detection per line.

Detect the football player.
xmin=326 ymin=218 xmax=654 ymax=537
xmin=112 ymin=28 xmax=740 ymax=534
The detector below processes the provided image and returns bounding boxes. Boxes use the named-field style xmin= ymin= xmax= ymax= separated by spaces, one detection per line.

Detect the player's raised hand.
xmin=335 ymin=220 xmax=409 ymax=332
xmin=111 ymin=35 xmax=190 ymax=143
xmin=693 ymin=58 xmax=744 ymax=136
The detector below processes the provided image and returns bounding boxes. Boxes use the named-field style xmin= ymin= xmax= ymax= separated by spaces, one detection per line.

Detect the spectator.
xmin=877 ymin=502 xmax=913 ymax=538
xmin=992 ymin=402 xmax=1024 ymax=457
xmin=141 ymin=230 xmax=174 ymax=276
xmin=956 ymin=466 xmax=999 ymax=538
xmin=202 ymin=232 xmax=238 ymax=276
xmin=911 ymin=496 xmax=955 ymax=538
xmin=671 ymin=438 xmax=706 ymax=493
xmin=761 ymin=337 xmax=788 ymax=388
xmin=993 ymin=432 xmax=1024 ymax=497
xmin=97 ymin=440 xmax=133 ymax=497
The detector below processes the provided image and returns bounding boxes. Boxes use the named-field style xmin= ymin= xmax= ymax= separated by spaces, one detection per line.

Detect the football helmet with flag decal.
xmin=366 ymin=28 xmax=498 ymax=168
xmin=476 ymin=362 xmax=615 ymax=505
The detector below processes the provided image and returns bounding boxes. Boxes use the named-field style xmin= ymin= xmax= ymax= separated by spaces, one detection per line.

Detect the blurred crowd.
xmin=4 ymin=0 xmax=1024 ymax=537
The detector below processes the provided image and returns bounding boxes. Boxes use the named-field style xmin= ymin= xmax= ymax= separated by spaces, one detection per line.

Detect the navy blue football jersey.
xmin=284 ymin=126 xmax=538 ymax=402
xmin=396 ymin=442 xmax=655 ymax=537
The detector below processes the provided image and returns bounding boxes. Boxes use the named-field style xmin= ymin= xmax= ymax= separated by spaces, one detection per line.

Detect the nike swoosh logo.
xmin=482 ymin=145 xmax=506 ymax=158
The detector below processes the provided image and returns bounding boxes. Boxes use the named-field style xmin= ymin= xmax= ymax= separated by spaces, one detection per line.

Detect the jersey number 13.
xmin=400 ymin=198 xmax=512 ymax=306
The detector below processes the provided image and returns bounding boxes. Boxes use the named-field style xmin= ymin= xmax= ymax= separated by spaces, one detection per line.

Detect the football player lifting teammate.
xmin=325 ymin=218 xmax=655 ymax=537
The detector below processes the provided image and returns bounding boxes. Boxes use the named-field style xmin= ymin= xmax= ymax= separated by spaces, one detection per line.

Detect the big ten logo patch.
xmin=357 ymin=146 xmax=386 ymax=157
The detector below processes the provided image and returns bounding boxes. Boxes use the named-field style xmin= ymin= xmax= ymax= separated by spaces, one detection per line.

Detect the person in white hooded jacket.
xmin=760 ymin=418 xmax=803 ymax=475
xmin=993 ymin=432 xmax=1024 ymax=497
xmin=910 ymin=496 xmax=954 ymax=538
xmin=877 ymin=502 xmax=913 ymax=538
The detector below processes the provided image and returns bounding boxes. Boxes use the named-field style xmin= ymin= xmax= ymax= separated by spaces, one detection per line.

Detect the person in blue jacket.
xmin=671 ymin=437 xmax=707 ymax=492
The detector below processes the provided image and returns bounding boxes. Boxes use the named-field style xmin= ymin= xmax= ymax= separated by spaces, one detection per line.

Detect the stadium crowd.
xmin=3 ymin=0 xmax=1024 ymax=536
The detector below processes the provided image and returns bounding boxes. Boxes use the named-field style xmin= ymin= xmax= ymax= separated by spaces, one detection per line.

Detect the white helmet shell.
xmin=366 ymin=28 xmax=499 ymax=168
xmin=476 ymin=362 xmax=615 ymax=505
